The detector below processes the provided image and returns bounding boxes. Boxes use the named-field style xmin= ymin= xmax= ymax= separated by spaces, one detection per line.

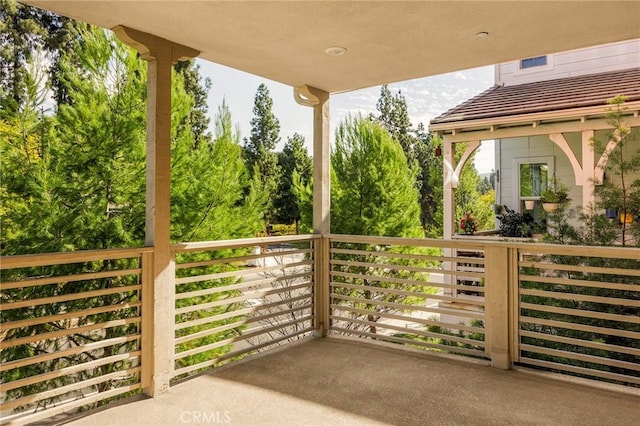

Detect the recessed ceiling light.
xmin=475 ymin=31 xmax=489 ymax=38
xmin=324 ymin=46 xmax=347 ymax=56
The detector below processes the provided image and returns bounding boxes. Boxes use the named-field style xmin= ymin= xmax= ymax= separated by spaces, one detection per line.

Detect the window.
xmin=520 ymin=162 xmax=549 ymax=198
xmin=520 ymin=56 xmax=547 ymax=69
xmin=515 ymin=156 xmax=554 ymax=218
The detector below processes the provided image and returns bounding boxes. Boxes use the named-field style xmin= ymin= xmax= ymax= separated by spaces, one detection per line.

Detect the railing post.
xmin=140 ymin=250 xmax=154 ymax=390
xmin=314 ymin=235 xmax=330 ymax=336
xmin=484 ymin=245 xmax=512 ymax=369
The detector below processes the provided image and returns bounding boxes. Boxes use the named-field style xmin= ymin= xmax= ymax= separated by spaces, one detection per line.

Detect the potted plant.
xmin=540 ymin=178 xmax=569 ymax=212
xmin=459 ymin=212 xmax=477 ymax=235
xmin=498 ymin=207 xmax=532 ymax=238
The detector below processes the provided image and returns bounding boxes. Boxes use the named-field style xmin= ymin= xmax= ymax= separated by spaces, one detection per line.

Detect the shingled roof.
xmin=430 ymin=68 xmax=640 ymax=125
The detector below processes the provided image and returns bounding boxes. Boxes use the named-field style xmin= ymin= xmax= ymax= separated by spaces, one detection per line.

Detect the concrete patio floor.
xmin=66 ymin=337 xmax=639 ymax=426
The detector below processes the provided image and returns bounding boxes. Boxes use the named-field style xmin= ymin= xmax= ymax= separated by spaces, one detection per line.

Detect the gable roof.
xmin=430 ymin=68 xmax=640 ymax=126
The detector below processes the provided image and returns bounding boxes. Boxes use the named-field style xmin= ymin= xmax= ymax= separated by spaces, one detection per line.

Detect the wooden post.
xmin=582 ymin=130 xmax=595 ymax=210
xmin=113 ymin=26 xmax=198 ymax=396
xmin=484 ymin=246 xmax=511 ymax=369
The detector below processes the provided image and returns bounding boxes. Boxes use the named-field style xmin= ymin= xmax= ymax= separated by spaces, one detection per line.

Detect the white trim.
xmin=513 ymin=156 xmax=555 ymax=212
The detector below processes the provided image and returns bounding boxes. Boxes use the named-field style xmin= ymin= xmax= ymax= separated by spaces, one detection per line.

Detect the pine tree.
xmin=0 ymin=0 xmax=83 ymax=110
xmin=173 ymin=59 xmax=212 ymax=147
xmin=331 ymin=116 xmax=421 ymax=237
xmin=374 ymin=85 xmax=443 ymax=236
xmin=243 ymin=83 xmax=282 ymax=225
xmin=171 ymin=98 xmax=267 ymax=242
xmin=274 ymin=133 xmax=312 ymax=231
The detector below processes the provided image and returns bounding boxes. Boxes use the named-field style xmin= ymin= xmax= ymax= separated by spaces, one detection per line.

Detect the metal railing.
xmin=2 ymin=235 xmax=639 ymax=424
xmin=0 ymin=248 xmax=151 ymax=425
xmin=514 ymin=243 xmax=640 ymax=386
xmin=327 ymin=234 xmax=487 ymax=359
xmin=171 ymin=235 xmax=318 ymax=380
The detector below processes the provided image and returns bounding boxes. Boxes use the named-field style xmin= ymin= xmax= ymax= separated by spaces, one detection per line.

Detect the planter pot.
xmin=542 ymin=203 xmax=558 ymax=212
xmin=524 ymin=200 xmax=535 ymax=210
xmin=619 ymin=213 xmax=634 ymax=224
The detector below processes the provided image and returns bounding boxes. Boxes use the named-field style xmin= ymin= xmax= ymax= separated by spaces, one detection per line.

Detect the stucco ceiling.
xmin=21 ymin=1 xmax=640 ymax=94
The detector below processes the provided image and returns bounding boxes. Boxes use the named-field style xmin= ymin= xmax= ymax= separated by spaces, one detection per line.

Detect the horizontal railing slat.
xmin=176 ymin=248 xmax=313 ymax=270
xmin=519 ymin=288 xmax=640 ymax=307
xmin=0 ymin=318 xmax=141 ymax=350
xmin=2 ymin=351 xmax=141 ymax=392
xmin=519 ymin=302 xmax=640 ymax=324
xmin=520 ymin=330 xmax=638 ymax=357
xmin=175 ymin=293 xmax=312 ymax=330
xmin=1 ymin=301 xmax=141 ymax=331
xmin=172 ymin=234 xmax=318 ymax=253
xmin=3 ymin=284 xmax=142 ymax=310
xmin=331 ymin=304 xmax=484 ymax=335
xmin=0 ymin=247 xmax=151 ymax=269
xmin=519 ymin=274 xmax=640 ymax=292
xmin=519 ymin=357 xmax=640 ymax=385
xmin=520 ymin=316 xmax=640 ymax=340
xmin=0 ymin=267 xmax=142 ymax=290
xmin=0 ymin=334 xmax=140 ymax=372
xmin=331 ymin=293 xmax=484 ymax=320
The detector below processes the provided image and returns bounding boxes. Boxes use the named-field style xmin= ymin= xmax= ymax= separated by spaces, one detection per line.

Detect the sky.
xmin=198 ymin=60 xmax=496 ymax=173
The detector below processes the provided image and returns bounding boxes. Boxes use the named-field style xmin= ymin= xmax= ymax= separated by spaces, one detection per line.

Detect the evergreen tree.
xmin=374 ymin=85 xmax=443 ymax=236
xmin=243 ymin=83 xmax=282 ymax=225
xmin=171 ymin=98 xmax=266 ymax=242
xmin=274 ymin=133 xmax=312 ymax=231
xmin=375 ymin=85 xmax=415 ymax=161
xmin=0 ymin=0 xmax=83 ymax=110
xmin=331 ymin=116 xmax=421 ymax=236
xmin=298 ymin=116 xmax=429 ymax=335
xmin=173 ymin=59 xmax=212 ymax=146
xmin=415 ymin=125 xmax=443 ymax=237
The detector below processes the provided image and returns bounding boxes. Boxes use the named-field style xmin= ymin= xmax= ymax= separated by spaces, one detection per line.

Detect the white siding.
xmin=497 ymin=39 xmax=640 ymax=86
xmin=497 ymin=134 xmax=582 ymax=212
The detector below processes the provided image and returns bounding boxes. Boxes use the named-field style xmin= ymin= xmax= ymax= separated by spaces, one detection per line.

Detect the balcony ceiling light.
xmin=324 ymin=46 xmax=347 ymax=56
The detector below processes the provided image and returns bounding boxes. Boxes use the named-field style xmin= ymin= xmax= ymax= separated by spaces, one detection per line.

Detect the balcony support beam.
xmin=296 ymin=85 xmax=331 ymax=335
xmin=114 ymin=26 xmax=199 ymax=396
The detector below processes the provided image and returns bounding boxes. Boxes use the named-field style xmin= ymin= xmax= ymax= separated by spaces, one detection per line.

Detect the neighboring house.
xmin=430 ymin=39 xmax=640 ymax=238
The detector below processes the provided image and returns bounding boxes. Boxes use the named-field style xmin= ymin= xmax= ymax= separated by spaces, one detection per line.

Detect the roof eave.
xmin=429 ymin=101 xmax=640 ymax=136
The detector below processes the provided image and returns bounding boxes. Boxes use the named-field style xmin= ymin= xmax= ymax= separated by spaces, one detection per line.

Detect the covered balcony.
xmin=2 ymin=1 xmax=640 ymax=425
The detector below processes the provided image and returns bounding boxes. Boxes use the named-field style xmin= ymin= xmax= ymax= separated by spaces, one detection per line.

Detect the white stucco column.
xmin=114 ymin=26 xmax=198 ymax=396
xmin=582 ymin=130 xmax=596 ymax=210
xmin=443 ymin=136 xmax=455 ymax=239
xmin=294 ymin=85 xmax=330 ymax=335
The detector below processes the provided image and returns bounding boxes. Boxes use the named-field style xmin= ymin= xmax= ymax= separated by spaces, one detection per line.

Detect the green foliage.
xmin=374 ymin=86 xmax=443 ymax=236
xmin=591 ymin=95 xmax=640 ymax=246
xmin=454 ymin=143 xmax=495 ymax=232
xmin=0 ymin=0 xmax=84 ymax=109
xmin=498 ymin=206 xmax=532 ymax=238
xmin=540 ymin=177 xmax=569 ymax=204
xmin=331 ymin=116 xmax=422 ymax=237
xmin=1 ymin=20 xmax=268 ymax=414
xmin=273 ymin=133 xmax=312 ymax=230
xmin=243 ymin=83 xmax=282 ymax=224
xmin=171 ymin=99 xmax=266 ymax=242
xmin=173 ymin=59 xmax=212 ymax=146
